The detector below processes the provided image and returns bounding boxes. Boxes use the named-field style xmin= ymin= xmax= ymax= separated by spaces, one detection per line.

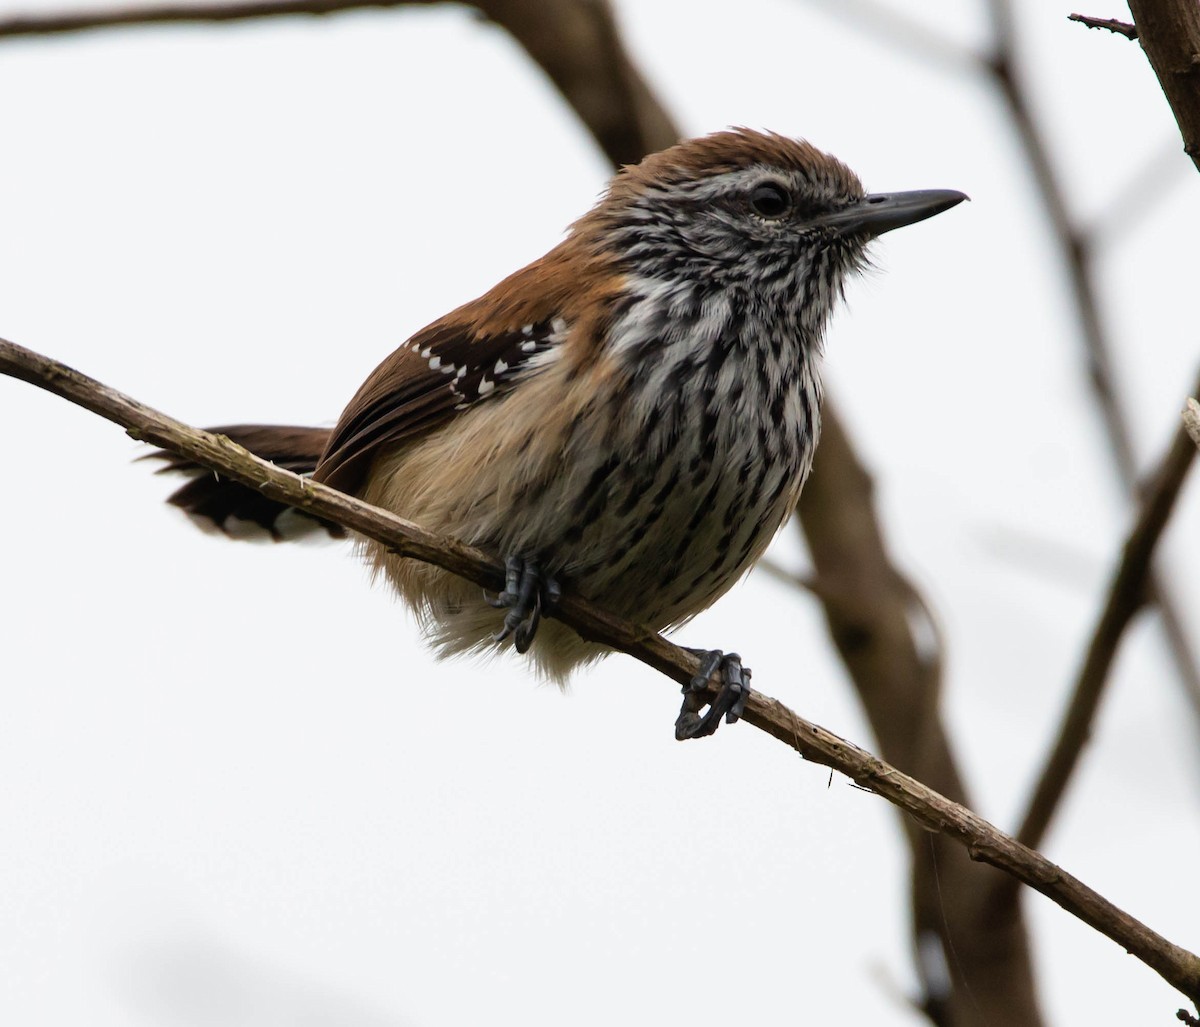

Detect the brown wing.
xmin=312 ymin=316 xmax=566 ymax=494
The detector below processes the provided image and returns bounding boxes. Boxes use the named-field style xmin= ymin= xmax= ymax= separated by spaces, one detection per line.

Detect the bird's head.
xmin=577 ymin=128 xmax=965 ymax=326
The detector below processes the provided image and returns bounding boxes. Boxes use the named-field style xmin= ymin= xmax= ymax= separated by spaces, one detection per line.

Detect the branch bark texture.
xmin=1128 ymin=0 xmax=1200 ymax=172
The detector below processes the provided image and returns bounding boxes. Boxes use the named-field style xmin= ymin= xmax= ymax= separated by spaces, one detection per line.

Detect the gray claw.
xmin=490 ymin=556 xmax=558 ymax=652
xmin=674 ymin=649 xmax=751 ymax=741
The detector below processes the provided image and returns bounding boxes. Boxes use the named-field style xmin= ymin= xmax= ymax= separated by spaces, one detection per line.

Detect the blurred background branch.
xmin=1005 ymin=370 xmax=1200 ymax=873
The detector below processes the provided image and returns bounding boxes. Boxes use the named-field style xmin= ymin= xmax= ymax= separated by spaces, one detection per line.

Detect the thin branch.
xmin=0 ymin=0 xmax=423 ymax=37
xmin=1008 ymin=371 xmax=1200 ymax=864
xmin=3 ymin=334 xmax=1200 ymax=1007
xmin=751 ymin=556 xmax=820 ymax=597
xmin=1068 ymin=13 xmax=1139 ymax=39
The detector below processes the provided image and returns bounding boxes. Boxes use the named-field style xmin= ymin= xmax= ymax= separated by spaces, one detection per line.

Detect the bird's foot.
xmin=485 ymin=555 xmax=562 ymax=653
xmin=674 ymin=649 xmax=751 ymax=741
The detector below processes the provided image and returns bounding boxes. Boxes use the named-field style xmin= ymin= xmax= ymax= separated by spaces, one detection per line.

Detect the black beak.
xmin=816 ymin=188 xmax=968 ymax=237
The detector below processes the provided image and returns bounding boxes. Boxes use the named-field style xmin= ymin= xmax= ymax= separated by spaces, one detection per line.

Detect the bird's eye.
xmin=749 ymin=182 xmax=791 ymax=219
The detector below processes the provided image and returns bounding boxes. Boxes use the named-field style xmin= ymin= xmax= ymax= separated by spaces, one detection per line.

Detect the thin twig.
xmin=1007 ymin=371 xmax=1200 ymax=865
xmin=3 ymin=335 xmax=1199 ymax=1006
xmin=0 ymin=0 xmax=422 ymax=37
xmin=1068 ymin=13 xmax=1139 ymax=39
xmin=751 ymin=556 xmax=820 ymax=597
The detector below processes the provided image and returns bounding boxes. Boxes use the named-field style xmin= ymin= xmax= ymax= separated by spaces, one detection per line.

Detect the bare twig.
xmin=751 ymin=556 xmax=820 ymax=597
xmin=1068 ymin=13 xmax=1139 ymax=39
xmin=1006 ymin=372 xmax=1200 ymax=866
xmin=3 ymin=334 xmax=1200 ymax=1007
xmin=0 ymin=0 xmax=417 ymax=37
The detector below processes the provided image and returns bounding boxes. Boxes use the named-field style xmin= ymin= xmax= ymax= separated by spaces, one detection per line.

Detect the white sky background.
xmin=1 ymin=0 xmax=1198 ymax=1023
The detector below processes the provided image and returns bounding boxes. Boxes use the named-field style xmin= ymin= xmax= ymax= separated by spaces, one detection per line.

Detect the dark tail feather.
xmin=146 ymin=424 xmax=344 ymax=540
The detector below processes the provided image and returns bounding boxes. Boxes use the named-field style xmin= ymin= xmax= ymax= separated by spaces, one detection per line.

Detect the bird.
xmin=152 ymin=129 xmax=965 ymax=739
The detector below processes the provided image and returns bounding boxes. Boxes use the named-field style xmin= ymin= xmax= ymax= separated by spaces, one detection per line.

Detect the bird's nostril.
xmin=867 ymin=195 xmax=886 ymax=204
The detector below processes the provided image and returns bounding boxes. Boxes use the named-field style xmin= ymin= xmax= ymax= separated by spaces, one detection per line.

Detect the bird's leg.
xmin=486 ymin=555 xmax=561 ymax=654
xmin=674 ymin=649 xmax=751 ymax=741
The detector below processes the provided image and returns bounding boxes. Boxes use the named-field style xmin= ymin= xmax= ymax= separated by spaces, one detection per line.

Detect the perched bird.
xmin=154 ymin=129 xmax=965 ymax=739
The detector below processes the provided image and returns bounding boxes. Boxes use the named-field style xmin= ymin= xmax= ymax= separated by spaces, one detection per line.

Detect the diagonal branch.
xmin=1006 ymin=372 xmax=1200 ymax=868
xmin=4 ymin=334 xmax=1200 ymax=1008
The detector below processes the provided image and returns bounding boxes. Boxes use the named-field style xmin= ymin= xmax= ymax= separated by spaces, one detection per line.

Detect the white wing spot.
xmin=456 ymin=366 xmax=467 ymax=379
xmin=478 ymin=378 xmax=495 ymax=397
xmin=428 ymin=356 xmax=441 ymax=370
xmin=494 ymin=359 xmax=508 ymax=375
